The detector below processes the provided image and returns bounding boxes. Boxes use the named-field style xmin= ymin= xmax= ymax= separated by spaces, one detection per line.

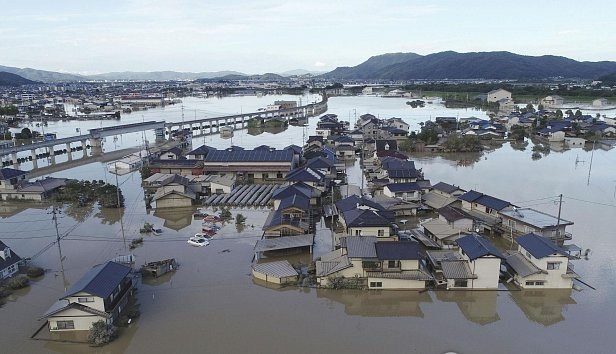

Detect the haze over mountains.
xmin=2 ymin=51 xmax=616 ymax=83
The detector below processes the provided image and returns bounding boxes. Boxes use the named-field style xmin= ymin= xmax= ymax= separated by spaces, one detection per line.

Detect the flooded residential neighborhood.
xmin=1 ymin=93 xmax=615 ymax=353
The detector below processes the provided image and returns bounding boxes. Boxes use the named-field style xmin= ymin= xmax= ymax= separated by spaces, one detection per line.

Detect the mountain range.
xmin=2 ymin=51 xmax=616 ymax=83
xmin=0 ymin=71 xmax=37 ymax=86
xmin=322 ymin=51 xmax=616 ymax=80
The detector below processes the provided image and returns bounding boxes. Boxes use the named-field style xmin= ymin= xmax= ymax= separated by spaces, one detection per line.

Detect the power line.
xmin=563 ymin=196 xmax=616 ymax=208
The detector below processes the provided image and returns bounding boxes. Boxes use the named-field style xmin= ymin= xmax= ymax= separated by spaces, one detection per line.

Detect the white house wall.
xmin=469 ymin=257 xmax=501 ymax=289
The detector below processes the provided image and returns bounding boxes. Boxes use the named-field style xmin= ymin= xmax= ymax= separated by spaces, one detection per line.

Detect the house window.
xmin=78 ymin=297 xmax=94 ymax=303
xmin=354 ymin=230 xmax=362 ymax=236
xmin=277 ymin=173 xmax=283 ymax=179
xmin=370 ymin=282 xmax=382 ymax=288
xmin=387 ymin=260 xmax=399 ymax=268
xmin=377 ymin=229 xmax=385 ymax=237
xmin=263 ymin=173 xmax=269 ymax=179
xmin=547 ymin=262 xmax=561 ymax=270
xmin=525 ymin=281 xmax=545 ymax=286
xmin=454 ymin=280 xmax=468 ymax=287
xmin=56 ymin=320 xmax=75 ymax=330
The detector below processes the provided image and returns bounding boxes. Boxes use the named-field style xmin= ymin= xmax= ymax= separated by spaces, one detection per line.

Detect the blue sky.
xmin=2 ymin=0 xmax=615 ymax=74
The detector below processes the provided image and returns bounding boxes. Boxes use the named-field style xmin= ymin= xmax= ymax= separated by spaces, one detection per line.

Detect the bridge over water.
xmin=1 ymin=96 xmax=327 ymax=168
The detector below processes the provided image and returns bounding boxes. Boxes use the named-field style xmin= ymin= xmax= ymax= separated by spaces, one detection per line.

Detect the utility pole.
xmin=556 ymin=194 xmax=563 ymax=242
xmin=52 ymin=206 xmax=68 ymax=291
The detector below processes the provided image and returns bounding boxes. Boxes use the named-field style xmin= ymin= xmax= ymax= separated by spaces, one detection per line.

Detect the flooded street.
xmin=1 ymin=95 xmax=615 ymax=353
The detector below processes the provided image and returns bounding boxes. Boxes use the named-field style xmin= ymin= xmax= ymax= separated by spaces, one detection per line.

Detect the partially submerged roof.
xmin=254 ymin=234 xmax=314 ymax=254
xmin=456 ymin=234 xmax=504 ymax=261
xmin=252 ymin=260 xmax=298 ymax=278
xmin=516 ymin=233 xmax=569 ymax=259
xmin=62 ymin=261 xmax=132 ymax=299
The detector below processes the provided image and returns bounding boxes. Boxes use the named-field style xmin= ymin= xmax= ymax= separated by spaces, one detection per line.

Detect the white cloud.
xmin=314 ymin=61 xmax=326 ymax=68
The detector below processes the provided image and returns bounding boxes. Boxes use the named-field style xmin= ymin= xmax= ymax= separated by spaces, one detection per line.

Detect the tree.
xmin=236 ymin=213 xmax=246 ymax=225
xmin=18 ymin=127 xmax=32 ymax=139
xmin=87 ymin=320 xmax=118 ymax=346
xmin=575 ymin=109 xmax=582 ymax=117
xmin=555 ymin=109 xmax=563 ymax=119
xmin=525 ymin=103 xmax=536 ymax=113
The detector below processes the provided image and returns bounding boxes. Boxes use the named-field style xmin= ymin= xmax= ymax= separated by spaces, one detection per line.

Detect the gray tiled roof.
xmin=252 ymin=260 xmax=298 ymax=278
xmin=504 ymin=251 xmax=545 ymax=278
xmin=366 ymin=269 xmax=433 ymax=281
xmin=441 ymin=261 xmax=477 ymax=279
xmin=342 ymin=236 xmax=377 ymax=258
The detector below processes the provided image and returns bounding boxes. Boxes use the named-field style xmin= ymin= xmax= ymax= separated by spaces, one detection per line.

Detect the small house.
xmin=504 ymin=233 xmax=577 ymax=289
xmin=41 ymin=261 xmax=134 ymax=331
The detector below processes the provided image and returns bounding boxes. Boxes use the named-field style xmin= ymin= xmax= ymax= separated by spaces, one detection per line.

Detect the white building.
xmin=486 ymin=89 xmax=512 ymax=103
xmin=504 ymin=233 xmax=577 ymax=289
xmin=41 ymin=261 xmax=134 ymax=331
xmin=455 ymin=234 xmax=504 ymax=289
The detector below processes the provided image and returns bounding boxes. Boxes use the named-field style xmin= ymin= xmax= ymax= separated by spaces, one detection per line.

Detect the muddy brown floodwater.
xmin=1 ymin=96 xmax=615 ymax=353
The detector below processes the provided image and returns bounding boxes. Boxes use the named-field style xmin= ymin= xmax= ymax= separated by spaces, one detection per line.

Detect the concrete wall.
xmin=469 ymin=257 xmax=501 ymax=289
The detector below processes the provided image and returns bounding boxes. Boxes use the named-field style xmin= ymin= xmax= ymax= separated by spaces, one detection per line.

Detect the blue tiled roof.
xmin=285 ymin=167 xmax=323 ymax=182
xmin=62 ymin=261 xmax=131 ymax=299
xmin=305 ymin=156 xmax=335 ymax=169
xmin=278 ymin=193 xmax=310 ymax=211
xmin=187 ymin=145 xmax=215 ymax=156
xmin=344 ymin=209 xmax=391 ymax=227
xmin=459 ymin=190 xmax=511 ymax=211
xmin=375 ymin=241 xmax=420 ymax=260
xmin=385 ymin=182 xmax=420 ymax=193
xmin=334 ymin=136 xmax=355 ymax=143
xmin=272 ymin=184 xmax=313 ymax=200
xmin=284 ymin=144 xmax=302 ymax=154
xmin=336 ymin=195 xmax=385 ymax=213
xmin=456 ymin=234 xmax=504 ymax=261
xmin=0 ymin=168 xmax=27 ymax=180
xmin=204 ymin=149 xmax=293 ymax=163
xmin=387 ymin=169 xmax=421 ymax=179
xmin=381 ymin=157 xmax=415 ymax=171
xmin=516 ymin=233 xmax=568 ymax=259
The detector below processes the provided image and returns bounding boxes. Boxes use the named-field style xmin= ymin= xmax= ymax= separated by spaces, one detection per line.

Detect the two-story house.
xmin=457 ymin=190 xmax=513 ymax=232
xmin=366 ymin=241 xmax=433 ymax=290
xmin=263 ymin=193 xmax=312 ymax=237
xmin=498 ymin=207 xmax=574 ymax=246
xmin=41 ymin=261 xmax=134 ymax=331
xmin=454 ymin=234 xmax=504 ymax=289
xmin=504 ymin=233 xmax=577 ymax=289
